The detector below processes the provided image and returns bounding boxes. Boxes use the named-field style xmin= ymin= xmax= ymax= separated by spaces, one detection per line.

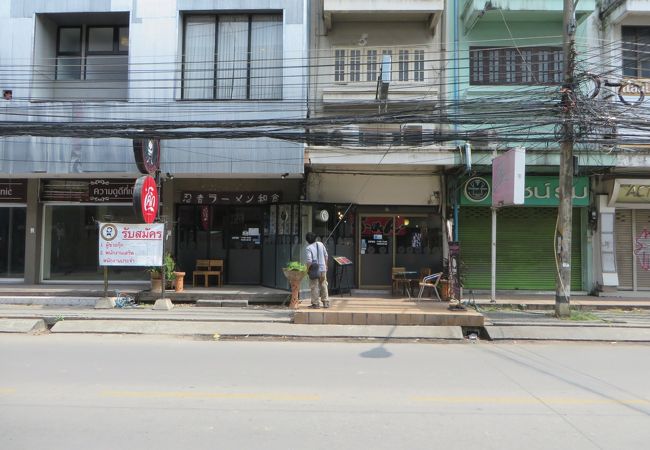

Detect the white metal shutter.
xmin=615 ymin=210 xmax=633 ymax=290
xmin=635 ymin=210 xmax=650 ymax=290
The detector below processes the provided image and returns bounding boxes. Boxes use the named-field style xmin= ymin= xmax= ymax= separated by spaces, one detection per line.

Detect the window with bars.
xmin=182 ymin=14 xmax=283 ymax=100
xmin=469 ymin=46 xmax=563 ymax=85
xmin=622 ymin=26 xmax=650 ymax=78
xmin=332 ymin=47 xmax=426 ymax=83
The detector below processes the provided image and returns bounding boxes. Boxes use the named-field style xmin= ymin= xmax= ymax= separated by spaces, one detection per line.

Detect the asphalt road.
xmin=1 ymin=335 xmax=649 ymax=450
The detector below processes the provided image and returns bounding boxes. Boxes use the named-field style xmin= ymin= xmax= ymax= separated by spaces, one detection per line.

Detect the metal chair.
xmin=417 ymin=272 xmax=443 ymax=302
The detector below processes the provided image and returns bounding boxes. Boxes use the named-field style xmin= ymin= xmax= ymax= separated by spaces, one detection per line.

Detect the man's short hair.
xmin=305 ymin=232 xmax=316 ymax=244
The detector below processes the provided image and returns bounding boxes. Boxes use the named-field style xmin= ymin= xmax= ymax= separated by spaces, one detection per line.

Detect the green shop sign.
xmin=460 ymin=176 xmax=589 ymax=207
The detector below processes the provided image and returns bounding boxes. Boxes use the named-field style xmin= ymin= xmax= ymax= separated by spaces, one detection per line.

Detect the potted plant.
xmin=282 ymin=261 xmax=307 ymax=309
xmin=148 ymin=253 xmax=178 ymax=292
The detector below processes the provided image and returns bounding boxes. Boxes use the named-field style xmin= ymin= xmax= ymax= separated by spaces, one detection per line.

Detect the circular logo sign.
xmin=100 ymin=223 xmax=118 ymax=241
xmin=133 ymin=138 xmax=161 ymax=175
xmin=464 ymin=177 xmax=490 ymax=202
xmin=133 ymin=176 xmax=159 ymax=224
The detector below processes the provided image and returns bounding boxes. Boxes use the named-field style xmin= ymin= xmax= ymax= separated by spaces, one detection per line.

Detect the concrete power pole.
xmin=556 ymin=0 xmax=576 ymax=317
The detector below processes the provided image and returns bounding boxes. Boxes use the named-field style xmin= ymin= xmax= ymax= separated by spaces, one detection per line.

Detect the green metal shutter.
xmin=459 ymin=208 xmax=582 ymax=290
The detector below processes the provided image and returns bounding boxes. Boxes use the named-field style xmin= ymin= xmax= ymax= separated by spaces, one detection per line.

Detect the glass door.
xmin=0 ymin=207 xmax=26 ymax=279
xmin=359 ymin=216 xmax=394 ymax=287
xmin=227 ymin=206 xmax=262 ymax=284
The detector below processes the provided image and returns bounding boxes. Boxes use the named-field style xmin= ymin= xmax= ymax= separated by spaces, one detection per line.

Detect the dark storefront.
xmin=0 ymin=180 xmax=27 ymax=280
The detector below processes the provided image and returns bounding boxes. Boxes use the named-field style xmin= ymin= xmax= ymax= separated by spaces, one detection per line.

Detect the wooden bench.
xmin=192 ymin=259 xmax=224 ymax=287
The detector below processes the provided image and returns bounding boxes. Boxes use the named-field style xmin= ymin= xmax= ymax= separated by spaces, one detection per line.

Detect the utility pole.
xmin=556 ymin=0 xmax=576 ymax=317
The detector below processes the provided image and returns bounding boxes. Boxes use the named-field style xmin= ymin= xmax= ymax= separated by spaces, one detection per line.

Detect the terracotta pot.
xmin=173 ymin=272 xmax=186 ymax=292
xmin=282 ymin=269 xmax=306 ymax=309
xmin=151 ymin=274 xmax=162 ymax=292
xmin=439 ymin=279 xmax=451 ymax=301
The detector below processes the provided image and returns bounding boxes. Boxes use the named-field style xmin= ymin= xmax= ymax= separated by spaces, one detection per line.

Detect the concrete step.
xmin=195 ymin=299 xmax=249 ymax=308
xmin=0 ymin=318 xmax=48 ymax=333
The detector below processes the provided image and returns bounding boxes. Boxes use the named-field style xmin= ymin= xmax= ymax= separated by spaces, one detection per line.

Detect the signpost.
xmin=489 ymin=148 xmax=526 ymax=302
xmin=97 ymin=222 xmax=164 ymax=307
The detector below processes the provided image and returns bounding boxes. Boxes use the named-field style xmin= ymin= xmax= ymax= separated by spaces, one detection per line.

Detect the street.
xmin=1 ymin=335 xmax=649 ymax=450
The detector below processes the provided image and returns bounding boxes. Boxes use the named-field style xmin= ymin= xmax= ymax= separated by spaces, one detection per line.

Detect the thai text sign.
xmin=461 ymin=176 xmax=589 ymax=207
xmin=181 ymin=191 xmax=281 ymax=205
xmin=98 ymin=222 xmax=163 ymax=266
xmin=89 ymin=179 xmax=134 ymax=202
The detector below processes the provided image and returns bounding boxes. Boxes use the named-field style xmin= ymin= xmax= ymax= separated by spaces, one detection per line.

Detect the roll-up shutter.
xmin=615 ymin=210 xmax=633 ymax=290
xmin=635 ymin=210 xmax=650 ymax=289
xmin=459 ymin=207 xmax=582 ymax=290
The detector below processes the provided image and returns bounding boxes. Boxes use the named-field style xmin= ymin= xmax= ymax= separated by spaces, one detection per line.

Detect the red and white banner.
xmin=98 ymin=222 xmax=163 ymax=266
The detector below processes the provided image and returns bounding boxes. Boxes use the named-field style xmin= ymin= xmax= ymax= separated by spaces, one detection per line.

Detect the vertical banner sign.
xmin=133 ymin=138 xmax=161 ymax=175
xmin=448 ymin=241 xmax=461 ymax=300
xmin=98 ymin=223 xmax=163 ymax=266
xmin=200 ymin=205 xmax=210 ymax=231
xmin=133 ymin=175 xmax=159 ymax=224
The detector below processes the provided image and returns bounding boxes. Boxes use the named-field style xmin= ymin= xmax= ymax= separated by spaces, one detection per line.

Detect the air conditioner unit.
xmin=469 ymin=130 xmax=498 ymax=151
xmin=401 ymin=125 xmax=423 ymax=146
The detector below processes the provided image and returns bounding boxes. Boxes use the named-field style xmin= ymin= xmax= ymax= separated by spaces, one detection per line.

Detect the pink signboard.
xmin=492 ymin=148 xmax=526 ymax=207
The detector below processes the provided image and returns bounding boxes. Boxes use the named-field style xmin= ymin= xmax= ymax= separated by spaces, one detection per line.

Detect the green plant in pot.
xmin=148 ymin=253 xmax=178 ymax=291
xmin=282 ymin=261 xmax=306 ymax=309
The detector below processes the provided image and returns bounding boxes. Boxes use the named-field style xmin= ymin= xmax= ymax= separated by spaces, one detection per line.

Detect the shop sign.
xmin=89 ymin=179 xmax=134 ymax=202
xmin=133 ymin=138 xmax=161 ymax=175
xmin=133 ymin=176 xmax=159 ymax=224
xmin=98 ymin=222 xmax=163 ymax=266
xmin=609 ymin=179 xmax=650 ymax=207
xmin=460 ymin=176 xmax=589 ymax=207
xmin=0 ymin=180 xmax=27 ymax=203
xmin=180 ymin=191 xmax=281 ymax=205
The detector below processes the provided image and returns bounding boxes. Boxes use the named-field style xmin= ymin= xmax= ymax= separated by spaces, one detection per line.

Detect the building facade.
xmin=0 ymin=0 xmax=309 ymax=288
xmin=305 ymin=0 xmax=452 ymax=291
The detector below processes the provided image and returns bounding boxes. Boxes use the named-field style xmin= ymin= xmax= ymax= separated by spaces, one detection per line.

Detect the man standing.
xmin=305 ymin=232 xmax=329 ymax=308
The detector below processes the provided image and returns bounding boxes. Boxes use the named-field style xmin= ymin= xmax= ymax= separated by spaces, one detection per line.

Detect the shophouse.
xmin=0 ymin=0 xmax=309 ymax=288
xmin=305 ymin=0 xmax=453 ymax=291
xmin=446 ymin=0 xmax=598 ymax=292
xmin=592 ymin=0 xmax=650 ymax=293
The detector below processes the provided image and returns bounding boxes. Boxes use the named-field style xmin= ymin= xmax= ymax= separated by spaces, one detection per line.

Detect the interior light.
xmin=404 ymin=218 xmax=410 ymax=226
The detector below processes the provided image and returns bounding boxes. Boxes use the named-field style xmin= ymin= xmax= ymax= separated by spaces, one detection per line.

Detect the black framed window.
xmin=85 ymin=26 xmax=129 ymax=81
xmin=622 ymin=26 xmax=650 ymax=78
xmin=55 ymin=25 xmax=128 ymax=81
xmin=182 ymin=14 xmax=283 ymax=100
xmin=469 ymin=46 xmax=563 ymax=85
xmin=56 ymin=27 xmax=82 ymax=80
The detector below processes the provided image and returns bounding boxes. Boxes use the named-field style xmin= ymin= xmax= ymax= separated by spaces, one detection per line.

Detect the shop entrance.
xmin=176 ymin=205 xmax=262 ymax=285
xmin=359 ymin=214 xmax=442 ymax=288
xmin=0 ymin=206 xmax=26 ymax=279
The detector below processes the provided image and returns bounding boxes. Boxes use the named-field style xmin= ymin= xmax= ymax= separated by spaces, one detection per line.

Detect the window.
xmin=469 ymin=46 xmax=563 ymax=85
xmin=333 ymin=47 xmax=426 ymax=83
xmin=398 ymin=50 xmax=409 ymax=81
xmin=366 ymin=50 xmax=378 ymax=81
xmin=622 ymin=26 xmax=650 ymax=78
xmin=182 ymin=14 xmax=283 ymax=100
xmin=56 ymin=25 xmax=128 ymax=81
xmin=334 ymin=49 xmax=346 ymax=82
xmin=350 ymin=49 xmax=361 ymax=82
xmin=414 ymin=50 xmax=425 ymax=82
xmin=56 ymin=27 xmax=82 ymax=80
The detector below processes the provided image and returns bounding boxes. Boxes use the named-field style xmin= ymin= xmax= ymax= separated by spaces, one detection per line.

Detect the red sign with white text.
xmin=133 ymin=176 xmax=159 ymax=224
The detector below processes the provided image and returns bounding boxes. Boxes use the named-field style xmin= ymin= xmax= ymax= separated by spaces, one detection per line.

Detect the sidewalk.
xmin=2 ymin=295 xmax=650 ymax=341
